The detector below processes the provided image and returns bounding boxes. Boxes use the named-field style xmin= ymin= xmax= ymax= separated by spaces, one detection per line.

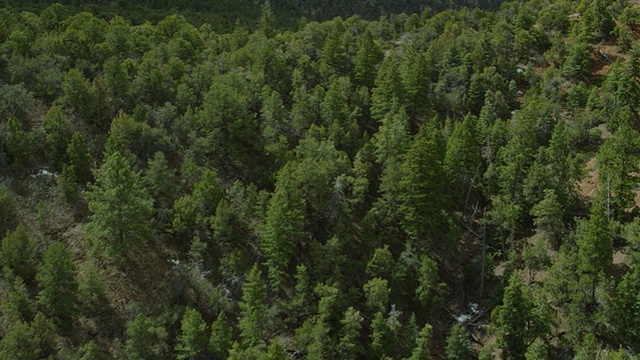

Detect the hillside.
xmin=1 ymin=0 xmax=640 ymax=359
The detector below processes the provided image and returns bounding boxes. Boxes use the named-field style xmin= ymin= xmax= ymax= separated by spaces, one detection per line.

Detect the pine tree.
xmin=337 ymin=307 xmax=363 ymax=359
xmin=400 ymin=119 xmax=450 ymax=248
xmin=0 ymin=223 xmax=39 ymax=283
xmin=530 ymin=189 xmax=564 ymax=244
xmin=409 ymin=323 xmax=433 ymax=360
xmin=65 ymin=131 xmax=92 ymax=186
xmin=354 ymin=28 xmax=383 ymax=88
xmin=175 ymin=307 xmax=208 ymax=359
xmin=444 ymin=115 xmax=481 ymax=209
xmin=85 ymin=151 xmax=153 ymax=257
xmin=494 ymin=272 xmax=533 ymax=360
xmin=209 ymin=312 xmax=232 ymax=359
xmin=125 ymin=314 xmax=162 ymax=359
xmin=42 ymin=105 xmax=72 ymax=169
xmin=261 ymin=167 xmax=307 ymax=286
xmin=524 ymin=338 xmax=547 ymax=360
xmin=363 ymin=277 xmax=390 ymax=312
xmin=239 ymin=264 xmax=266 ymax=349
xmin=445 ymin=323 xmax=472 ymax=360
xmin=257 ymin=0 xmax=276 ymax=38
xmin=36 ymin=242 xmax=78 ymax=331
xmin=0 ymin=275 xmax=36 ymax=324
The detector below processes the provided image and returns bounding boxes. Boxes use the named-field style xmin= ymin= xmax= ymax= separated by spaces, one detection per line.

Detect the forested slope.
xmin=1 ymin=0 xmax=640 ymax=359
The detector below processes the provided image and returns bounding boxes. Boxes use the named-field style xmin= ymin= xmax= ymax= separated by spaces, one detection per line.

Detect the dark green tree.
xmin=400 ymin=119 xmax=450 ymax=248
xmin=0 ymin=223 xmax=39 ymax=283
xmin=239 ymin=264 xmax=266 ymax=349
xmin=444 ymin=114 xmax=481 ymax=209
xmin=209 ymin=311 xmax=233 ymax=359
xmin=354 ymin=28 xmax=383 ymax=88
xmin=85 ymin=151 xmax=153 ymax=257
xmin=445 ymin=323 xmax=472 ymax=360
xmin=408 ymin=323 xmax=433 ymax=360
xmin=175 ymin=307 xmax=208 ymax=360
xmin=42 ymin=105 xmax=72 ymax=169
xmin=36 ymin=242 xmax=78 ymax=331
xmin=125 ymin=314 xmax=164 ymax=360
xmin=337 ymin=307 xmax=363 ymax=359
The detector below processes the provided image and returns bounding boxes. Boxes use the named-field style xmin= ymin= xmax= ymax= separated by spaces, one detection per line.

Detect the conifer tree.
xmin=494 ymin=272 xmax=533 ymax=360
xmin=125 ymin=314 xmax=157 ymax=360
xmin=444 ymin=114 xmax=481 ymax=208
xmin=0 ymin=223 xmax=39 ymax=283
xmin=36 ymin=242 xmax=78 ymax=331
xmin=210 ymin=311 xmax=233 ymax=359
xmin=85 ymin=151 xmax=153 ymax=257
xmin=175 ymin=307 xmax=208 ymax=359
xmin=399 ymin=119 xmax=449 ymax=248
xmin=354 ymin=28 xmax=383 ymax=89
xmin=409 ymin=323 xmax=433 ymax=360
xmin=445 ymin=323 xmax=472 ymax=360
xmin=239 ymin=264 xmax=266 ymax=349
xmin=337 ymin=307 xmax=363 ymax=359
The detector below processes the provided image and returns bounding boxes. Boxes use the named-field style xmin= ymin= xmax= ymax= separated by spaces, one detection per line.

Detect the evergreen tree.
xmin=524 ymin=338 xmax=547 ymax=360
xmin=261 ymin=168 xmax=307 ymax=286
xmin=42 ymin=105 xmax=72 ymax=169
xmin=209 ymin=311 xmax=233 ymax=359
xmin=530 ymin=189 xmax=564 ymax=244
xmin=257 ymin=0 xmax=276 ymax=38
xmin=337 ymin=307 xmax=363 ymax=359
xmin=354 ymin=28 xmax=383 ymax=88
xmin=175 ymin=307 xmax=208 ymax=360
xmin=85 ymin=151 xmax=153 ymax=257
xmin=408 ymin=323 xmax=433 ymax=360
xmin=125 ymin=314 xmax=159 ymax=360
xmin=36 ymin=242 xmax=78 ymax=331
xmin=445 ymin=323 xmax=472 ymax=360
xmin=596 ymin=123 xmax=639 ymax=220
xmin=494 ymin=272 xmax=534 ymax=360
xmin=444 ymin=114 xmax=481 ymax=209
xmin=399 ymin=119 xmax=450 ymax=248
xmin=239 ymin=264 xmax=266 ymax=349
xmin=60 ymin=131 xmax=92 ymax=200
xmin=0 ymin=275 xmax=36 ymax=324
xmin=0 ymin=223 xmax=39 ymax=283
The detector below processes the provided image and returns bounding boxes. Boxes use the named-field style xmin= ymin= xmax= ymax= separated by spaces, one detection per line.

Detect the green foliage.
xmin=239 ymin=264 xmax=266 ymax=349
xmin=209 ymin=311 xmax=233 ymax=359
xmin=530 ymin=189 xmax=564 ymax=242
xmin=60 ymin=131 xmax=92 ymax=200
xmin=337 ymin=307 xmax=363 ymax=359
xmin=494 ymin=271 xmax=552 ymax=360
xmin=2 ymin=1 xmax=640 ymax=358
xmin=77 ymin=261 xmax=108 ymax=314
xmin=125 ymin=314 xmax=166 ymax=360
xmin=524 ymin=338 xmax=547 ymax=360
xmin=0 ymin=224 xmax=39 ymax=283
xmin=445 ymin=323 xmax=472 ymax=360
xmin=0 ymin=186 xmax=18 ymax=236
xmin=0 ymin=275 xmax=36 ymax=325
xmin=409 ymin=323 xmax=433 ymax=360
xmin=400 ymin=119 xmax=450 ymax=247
xmin=42 ymin=105 xmax=72 ymax=169
xmin=36 ymin=242 xmax=78 ymax=331
xmin=175 ymin=307 xmax=208 ymax=359
xmin=354 ymin=28 xmax=383 ymax=88
xmin=364 ymin=277 xmax=390 ymax=312
xmin=0 ymin=312 xmax=54 ymax=360
xmin=444 ymin=114 xmax=481 ymax=207
xmin=85 ymin=151 xmax=153 ymax=257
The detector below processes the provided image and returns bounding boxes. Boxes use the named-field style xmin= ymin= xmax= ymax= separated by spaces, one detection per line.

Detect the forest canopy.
xmin=1 ymin=0 xmax=640 ymax=358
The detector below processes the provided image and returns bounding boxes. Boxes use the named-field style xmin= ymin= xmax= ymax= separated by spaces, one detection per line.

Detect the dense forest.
xmin=1 ymin=0 xmax=640 ymax=358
